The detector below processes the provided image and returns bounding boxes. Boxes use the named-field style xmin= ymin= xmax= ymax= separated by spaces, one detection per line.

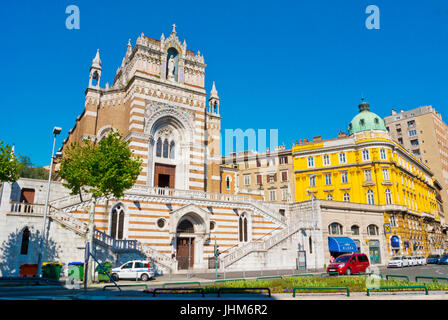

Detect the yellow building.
xmin=292 ymin=100 xmax=444 ymax=258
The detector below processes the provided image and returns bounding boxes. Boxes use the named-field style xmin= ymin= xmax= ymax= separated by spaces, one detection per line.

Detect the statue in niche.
xmin=167 ymin=55 xmax=175 ymax=81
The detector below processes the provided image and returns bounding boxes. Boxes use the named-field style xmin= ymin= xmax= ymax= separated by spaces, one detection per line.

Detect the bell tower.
xmin=89 ymin=49 xmax=102 ymax=88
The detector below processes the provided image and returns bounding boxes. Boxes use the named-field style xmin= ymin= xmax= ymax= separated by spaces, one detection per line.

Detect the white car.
xmin=111 ymin=260 xmax=154 ymax=281
xmin=417 ymin=256 xmax=427 ymax=265
xmin=408 ymin=256 xmax=418 ymax=266
xmin=387 ymin=256 xmax=409 ymax=268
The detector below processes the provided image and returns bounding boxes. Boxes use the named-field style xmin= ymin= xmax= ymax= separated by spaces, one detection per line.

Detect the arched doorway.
xmin=176 ymin=219 xmax=195 ymax=270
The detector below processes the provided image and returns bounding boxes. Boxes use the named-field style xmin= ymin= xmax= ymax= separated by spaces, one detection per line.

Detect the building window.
xmin=269 ymin=190 xmax=277 ymax=201
xmin=256 ymin=174 xmax=262 ymax=185
xmin=279 ymin=156 xmax=288 ymax=164
xmin=339 ymin=152 xmax=346 ymax=164
xmin=307 ymin=157 xmax=314 ymax=167
xmin=169 ymin=141 xmax=175 ymax=159
xmin=309 ymin=236 xmax=313 ymax=254
xmin=282 ymin=189 xmax=289 ymax=201
xmin=323 ymin=154 xmax=331 ymax=166
xmin=309 ymin=175 xmax=316 ymax=187
xmin=362 ymin=149 xmax=370 ymax=161
xmin=326 ymin=194 xmax=333 ymax=201
xmin=380 ymin=149 xmax=387 ymax=160
xmin=163 ymin=139 xmax=169 ymax=158
xmin=407 ymin=120 xmax=415 ymax=127
xmin=409 ymin=129 xmax=417 ymax=137
xmin=178 ymin=219 xmax=194 ymax=233
xmin=20 ymin=227 xmax=31 ymax=255
xmin=382 ymin=168 xmax=390 ymax=181
xmin=325 ymin=174 xmax=332 ymax=185
xmin=238 ymin=213 xmax=247 ymax=242
xmin=111 ymin=204 xmax=125 ymax=240
xmin=226 ymin=176 xmax=231 ymax=190
xmin=281 ymin=171 xmax=288 ymax=182
xmin=385 ymin=189 xmax=393 ymax=204
xmin=256 ymin=158 xmax=261 ymax=167
xmin=156 ymin=218 xmax=166 ymax=229
xmin=244 ymin=175 xmax=250 ymax=186
xmin=390 ymin=215 xmax=398 ymax=228
xmin=351 ymin=225 xmax=359 ymax=235
xmin=267 ymin=158 xmax=275 ymax=166
xmin=367 ymin=190 xmax=375 ymax=205
xmin=156 ymin=138 xmax=162 ymax=157
xmin=329 ymin=223 xmax=343 ymax=235
xmin=367 ymin=224 xmax=379 ymax=236
xmin=341 ymin=172 xmax=348 ymax=184
xmin=410 ymin=139 xmax=419 ymax=146
xmin=268 ymin=174 xmax=276 ymax=183
xmin=343 ymin=193 xmax=350 ymax=202
xmin=364 ymin=169 xmax=372 ymax=182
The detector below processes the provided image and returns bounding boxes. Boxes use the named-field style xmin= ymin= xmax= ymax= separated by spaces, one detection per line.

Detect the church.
xmin=0 ymin=26 xmax=323 ymax=276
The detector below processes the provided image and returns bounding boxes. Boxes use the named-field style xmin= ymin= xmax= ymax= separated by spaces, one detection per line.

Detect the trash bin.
xmin=42 ymin=262 xmax=63 ymax=280
xmin=95 ymin=262 xmax=112 ymax=282
xmin=19 ymin=264 xmax=38 ymax=277
xmin=68 ymin=262 xmax=84 ymax=281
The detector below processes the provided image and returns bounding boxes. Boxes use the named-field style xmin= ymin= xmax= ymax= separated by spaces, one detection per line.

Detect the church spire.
xmin=126 ymin=39 xmax=132 ymax=58
xmin=89 ymin=49 xmax=102 ymax=88
xmin=209 ymin=81 xmax=220 ymax=114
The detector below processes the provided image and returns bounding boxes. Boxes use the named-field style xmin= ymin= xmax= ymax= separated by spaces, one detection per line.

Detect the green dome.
xmin=348 ymin=100 xmax=387 ymax=135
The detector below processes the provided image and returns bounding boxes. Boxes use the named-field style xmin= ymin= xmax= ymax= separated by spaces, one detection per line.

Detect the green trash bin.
xmin=68 ymin=262 xmax=84 ymax=281
xmin=95 ymin=262 xmax=112 ymax=282
xmin=42 ymin=262 xmax=63 ymax=280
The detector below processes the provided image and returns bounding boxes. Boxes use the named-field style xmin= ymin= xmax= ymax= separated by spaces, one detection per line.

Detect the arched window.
xmin=329 ymin=223 xmax=343 ymax=235
xmin=239 ymin=214 xmax=248 ymax=242
xmin=326 ymin=194 xmax=333 ymax=201
xmin=367 ymin=224 xmax=379 ymax=236
xmin=169 ymin=141 xmax=175 ymax=159
xmin=20 ymin=227 xmax=30 ymax=255
xmin=111 ymin=204 xmax=125 ymax=240
xmin=351 ymin=225 xmax=360 ymax=235
xmin=367 ymin=190 xmax=375 ymax=205
xmin=343 ymin=193 xmax=350 ymax=202
xmin=385 ymin=189 xmax=393 ymax=204
xmin=156 ymin=138 xmax=162 ymax=157
xmin=163 ymin=139 xmax=169 ymax=158
xmin=177 ymin=220 xmax=194 ymax=233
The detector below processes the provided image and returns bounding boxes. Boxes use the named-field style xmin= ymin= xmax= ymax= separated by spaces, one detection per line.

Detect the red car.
xmin=326 ymin=253 xmax=370 ymax=275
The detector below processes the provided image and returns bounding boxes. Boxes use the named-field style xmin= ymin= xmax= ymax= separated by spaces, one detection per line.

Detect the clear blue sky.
xmin=1 ymin=0 xmax=448 ymax=166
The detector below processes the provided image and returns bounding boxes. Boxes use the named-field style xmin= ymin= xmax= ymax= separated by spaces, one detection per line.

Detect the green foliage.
xmin=0 ymin=141 xmax=23 ymax=182
xmin=202 ymin=275 xmax=448 ymax=294
xmin=58 ymin=131 xmax=143 ymax=199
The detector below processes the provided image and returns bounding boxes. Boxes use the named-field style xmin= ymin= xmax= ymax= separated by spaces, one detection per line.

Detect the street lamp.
xmin=36 ymin=127 xmax=62 ymax=278
xmin=306 ymin=174 xmax=318 ymax=270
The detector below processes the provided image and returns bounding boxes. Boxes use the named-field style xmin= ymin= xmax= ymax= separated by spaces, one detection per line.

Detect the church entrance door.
xmin=154 ymin=163 xmax=175 ymax=188
xmin=176 ymin=237 xmax=194 ymax=270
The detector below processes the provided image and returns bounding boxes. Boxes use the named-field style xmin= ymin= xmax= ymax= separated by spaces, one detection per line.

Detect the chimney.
xmin=313 ymin=136 xmax=322 ymax=142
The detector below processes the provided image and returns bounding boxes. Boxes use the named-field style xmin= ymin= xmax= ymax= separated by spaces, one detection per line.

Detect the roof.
xmin=348 ymin=101 xmax=387 ymax=135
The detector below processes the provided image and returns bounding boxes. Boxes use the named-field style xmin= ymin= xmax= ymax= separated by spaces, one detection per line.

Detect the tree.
xmin=18 ymin=156 xmax=51 ymax=180
xmin=58 ymin=131 xmax=142 ymax=284
xmin=0 ymin=140 xmax=23 ymax=183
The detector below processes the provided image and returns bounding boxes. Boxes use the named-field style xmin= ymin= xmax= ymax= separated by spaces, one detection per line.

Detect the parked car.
xmin=387 ymin=256 xmax=408 ymax=268
xmin=408 ymin=256 xmax=418 ymax=266
xmin=111 ymin=260 xmax=154 ymax=281
xmin=427 ymin=254 xmax=441 ymax=264
xmin=417 ymin=256 xmax=426 ymax=265
xmin=437 ymin=255 xmax=448 ymax=265
xmin=402 ymin=256 xmax=410 ymax=267
xmin=326 ymin=253 xmax=370 ymax=275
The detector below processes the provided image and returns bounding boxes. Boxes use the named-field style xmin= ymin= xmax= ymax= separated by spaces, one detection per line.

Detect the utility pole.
xmin=36 ymin=127 xmax=61 ymax=278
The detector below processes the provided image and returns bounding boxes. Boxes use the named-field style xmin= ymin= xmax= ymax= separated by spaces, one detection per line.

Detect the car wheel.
xmin=140 ymin=274 xmax=150 ymax=282
xmin=346 ymin=268 xmax=351 ymax=276
xmin=111 ymin=273 xmax=119 ymax=281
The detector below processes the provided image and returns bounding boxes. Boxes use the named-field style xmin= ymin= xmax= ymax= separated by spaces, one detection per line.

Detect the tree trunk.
xmin=86 ymin=197 xmax=97 ymax=285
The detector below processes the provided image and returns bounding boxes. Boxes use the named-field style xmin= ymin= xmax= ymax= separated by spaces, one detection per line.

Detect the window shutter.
xmin=274 ymin=173 xmax=277 ymax=182
xmin=257 ymin=174 xmax=262 ymax=184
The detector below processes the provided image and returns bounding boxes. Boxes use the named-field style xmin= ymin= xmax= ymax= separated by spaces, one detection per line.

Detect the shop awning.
xmin=328 ymin=237 xmax=357 ymax=253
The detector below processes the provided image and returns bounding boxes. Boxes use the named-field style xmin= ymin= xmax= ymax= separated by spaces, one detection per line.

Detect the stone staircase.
xmin=221 ymin=202 xmax=317 ymax=268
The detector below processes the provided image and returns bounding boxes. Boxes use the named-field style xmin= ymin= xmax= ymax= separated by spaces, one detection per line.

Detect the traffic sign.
xmin=384 ymin=223 xmax=391 ymax=234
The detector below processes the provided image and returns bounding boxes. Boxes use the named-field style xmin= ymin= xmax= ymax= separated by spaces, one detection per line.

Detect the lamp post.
xmin=306 ymin=173 xmax=318 ymax=270
xmin=36 ymin=127 xmax=62 ymax=278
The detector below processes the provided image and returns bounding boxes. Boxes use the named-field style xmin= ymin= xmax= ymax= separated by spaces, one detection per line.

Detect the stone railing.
xmin=48 ymin=206 xmax=89 ymax=235
xmin=127 ymin=186 xmax=287 ymax=225
xmin=136 ymin=242 xmax=177 ymax=271
xmin=9 ymin=202 xmax=46 ymax=215
xmin=93 ymin=229 xmax=138 ymax=250
xmin=50 ymin=192 xmax=93 ymax=209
